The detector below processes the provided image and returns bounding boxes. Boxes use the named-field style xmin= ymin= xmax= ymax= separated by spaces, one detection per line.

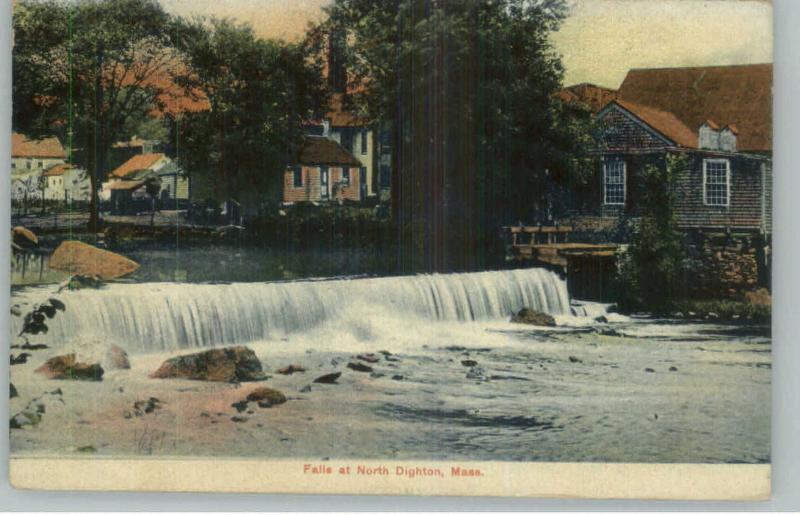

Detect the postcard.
xmin=8 ymin=0 xmax=772 ymax=499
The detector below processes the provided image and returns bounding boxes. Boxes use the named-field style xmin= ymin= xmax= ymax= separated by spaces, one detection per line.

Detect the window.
xmin=361 ymin=130 xmax=368 ymax=155
xmin=320 ymin=167 xmax=329 ymax=198
xmin=341 ymin=168 xmax=350 ymax=185
xmin=26 ymin=161 xmax=31 ymax=170
xmin=293 ymin=167 xmax=303 ymax=188
xmin=703 ymin=159 xmax=730 ymax=206
xmin=603 ymin=160 xmax=626 ymax=205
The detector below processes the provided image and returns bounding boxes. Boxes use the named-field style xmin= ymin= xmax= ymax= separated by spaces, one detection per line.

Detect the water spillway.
xmin=11 ymin=268 xmax=572 ymax=352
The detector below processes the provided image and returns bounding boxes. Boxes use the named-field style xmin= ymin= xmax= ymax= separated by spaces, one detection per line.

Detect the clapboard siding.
xmin=597 ymin=108 xmax=670 ymax=151
xmin=283 ymin=165 xmax=362 ymax=203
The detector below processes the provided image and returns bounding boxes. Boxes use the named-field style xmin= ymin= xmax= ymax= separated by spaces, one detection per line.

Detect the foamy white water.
xmin=11 ymin=268 xmax=577 ymax=352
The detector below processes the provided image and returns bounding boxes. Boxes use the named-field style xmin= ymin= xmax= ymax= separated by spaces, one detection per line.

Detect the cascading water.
xmin=11 ymin=268 xmax=577 ymax=352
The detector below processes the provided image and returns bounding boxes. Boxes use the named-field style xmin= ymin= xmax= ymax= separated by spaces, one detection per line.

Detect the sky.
xmin=159 ymin=0 xmax=773 ymax=89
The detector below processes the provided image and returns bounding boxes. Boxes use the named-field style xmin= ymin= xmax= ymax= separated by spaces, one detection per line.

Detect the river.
xmin=9 ymin=251 xmax=770 ymax=463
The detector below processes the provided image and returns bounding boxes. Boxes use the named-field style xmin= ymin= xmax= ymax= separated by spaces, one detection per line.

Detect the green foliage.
xmin=172 ymin=18 xmax=326 ymax=208
xmin=13 ymin=0 xmax=180 ymax=229
xmin=312 ymin=0 xmax=592 ymax=272
xmin=617 ymin=153 xmax=688 ymax=310
xmin=667 ymin=299 xmax=771 ymax=323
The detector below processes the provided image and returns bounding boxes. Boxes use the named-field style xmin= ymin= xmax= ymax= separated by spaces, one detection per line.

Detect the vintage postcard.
xmin=8 ymin=0 xmax=772 ymax=499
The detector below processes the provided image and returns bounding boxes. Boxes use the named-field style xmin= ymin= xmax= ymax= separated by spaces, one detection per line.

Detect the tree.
xmin=617 ymin=153 xmax=688 ymax=310
xmin=311 ymin=0 xmax=591 ymax=272
xmin=13 ymin=0 xmax=181 ymax=231
xmin=171 ymin=18 xmax=326 ymax=210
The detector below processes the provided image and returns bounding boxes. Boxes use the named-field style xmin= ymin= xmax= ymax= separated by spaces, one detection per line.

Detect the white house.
xmin=11 ymin=133 xmax=67 ymax=204
xmin=42 ymin=163 xmax=90 ymax=203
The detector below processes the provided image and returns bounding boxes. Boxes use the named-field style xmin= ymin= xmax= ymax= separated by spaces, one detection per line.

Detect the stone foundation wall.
xmin=684 ymin=232 xmax=766 ymax=299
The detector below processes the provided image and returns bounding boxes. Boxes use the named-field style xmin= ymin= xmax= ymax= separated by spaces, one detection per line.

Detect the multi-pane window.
xmin=703 ymin=159 xmax=730 ymax=206
xmin=361 ymin=130 xmax=368 ymax=155
xmin=341 ymin=168 xmax=350 ymax=185
xmin=603 ymin=160 xmax=626 ymax=205
xmin=293 ymin=167 xmax=303 ymax=188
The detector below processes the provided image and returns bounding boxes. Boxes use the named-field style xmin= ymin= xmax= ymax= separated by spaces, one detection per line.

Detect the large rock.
xmin=149 ymin=346 xmax=265 ymax=383
xmin=49 ymin=240 xmax=139 ymax=280
xmin=12 ymin=226 xmax=38 ymax=248
xmin=34 ymin=354 xmax=104 ymax=381
xmin=510 ymin=307 xmax=556 ymax=327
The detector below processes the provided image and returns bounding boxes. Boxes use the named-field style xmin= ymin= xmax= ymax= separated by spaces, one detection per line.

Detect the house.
xmin=561 ymin=64 xmax=773 ymax=299
xmin=42 ymin=163 xmax=90 ymax=203
xmin=11 ymin=133 xmax=67 ymax=203
xmin=283 ymin=136 xmax=366 ymax=204
xmin=104 ymin=152 xmax=189 ymax=206
xmin=304 ymin=93 xmax=389 ymax=201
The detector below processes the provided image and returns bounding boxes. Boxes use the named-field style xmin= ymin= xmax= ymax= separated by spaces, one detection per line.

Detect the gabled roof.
xmin=554 ymin=83 xmax=619 ymax=113
xmin=109 ymin=153 xmax=167 ymax=179
xmin=618 ymin=63 xmax=772 ymax=152
xmin=12 ymin=133 xmax=66 ymax=158
xmin=297 ymin=136 xmax=361 ymax=167
xmin=608 ymin=99 xmax=699 ymax=148
xmin=42 ymin=163 xmax=77 ymax=177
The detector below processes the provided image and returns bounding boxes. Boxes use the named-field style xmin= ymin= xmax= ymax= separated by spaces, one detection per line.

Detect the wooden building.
xmin=283 ymin=136 xmax=366 ymax=204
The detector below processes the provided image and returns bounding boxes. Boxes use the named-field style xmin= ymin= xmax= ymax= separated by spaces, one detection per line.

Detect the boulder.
xmin=35 ymin=354 xmax=104 ymax=381
xmin=245 ymin=387 xmax=287 ymax=407
xmin=461 ymin=359 xmax=478 ymax=367
xmin=10 ymin=411 xmax=41 ymax=429
xmin=312 ymin=372 xmax=342 ymax=384
xmin=10 ymin=383 xmax=18 ymax=398
xmin=11 ymin=226 xmax=38 ymax=248
xmin=276 ymin=364 xmax=305 ymax=375
xmin=149 ymin=346 xmax=265 ymax=383
xmin=356 ymin=353 xmax=381 ymax=363
xmin=49 ymin=240 xmax=139 ymax=280
xmin=105 ymin=345 xmax=131 ymax=370
xmin=510 ymin=308 xmax=556 ymax=327
xmin=347 ymin=361 xmax=373 ymax=373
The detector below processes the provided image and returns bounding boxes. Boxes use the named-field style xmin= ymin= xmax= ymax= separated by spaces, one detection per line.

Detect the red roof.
xmin=108 ymin=180 xmax=146 ymax=191
xmin=611 ymin=99 xmax=698 ymax=148
xmin=554 ymin=83 xmax=619 ymax=113
xmin=12 ymin=133 xmax=66 ymax=158
xmin=109 ymin=153 xmax=166 ymax=179
xmin=618 ymin=64 xmax=772 ymax=152
xmin=297 ymin=136 xmax=361 ymax=166
xmin=42 ymin=163 xmax=77 ymax=177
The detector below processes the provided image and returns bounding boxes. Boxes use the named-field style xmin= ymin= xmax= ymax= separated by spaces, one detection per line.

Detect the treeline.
xmin=14 ymin=0 xmax=595 ymax=274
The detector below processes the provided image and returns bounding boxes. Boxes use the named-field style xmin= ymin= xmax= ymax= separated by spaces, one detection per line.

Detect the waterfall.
xmin=11 ymin=268 xmax=572 ymax=352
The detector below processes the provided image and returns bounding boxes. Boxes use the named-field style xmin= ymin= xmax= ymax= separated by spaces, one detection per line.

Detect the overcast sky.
xmin=159 ymin=0 xmax=773 ymax=88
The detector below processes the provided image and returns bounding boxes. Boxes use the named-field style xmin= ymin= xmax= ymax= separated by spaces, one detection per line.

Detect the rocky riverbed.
xmin=10 ymin=316 xmax=770 ymax=463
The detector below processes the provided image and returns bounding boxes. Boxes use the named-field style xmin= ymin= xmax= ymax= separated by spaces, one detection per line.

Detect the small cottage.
xmin=283 ymin=136 xmax=366 ymax=204
xmin=42 ymin=163 xmax=90 ymax=203
xmin=105 ymin=152 xmax=189 ymax=207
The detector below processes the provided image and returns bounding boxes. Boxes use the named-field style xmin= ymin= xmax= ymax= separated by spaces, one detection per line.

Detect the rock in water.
xmin=10 ymin=383 xmax=18 ymax=398
xmin=245 ymin=387 xmax=287 ymax=408
xmin=35 ymin=354 xmax=104 ymax=381
xmin=105 ymin=345 xmax=131 ymax=370
xmin=149 ymin=346 xmax=265 ymax=383
xmin=313 ymin=372 xmax=342 ymax=384
xmin=356 ymin=353 xmax=381 ymax=363
xmin=11 ymin=226 xmax=38 ymax=248
xmin=347 ymin=361 xmax=373 ymax=373
xmin=276 ymin=364 xmax=305 ymax=375
xmin=510 ymin=308 xmax=556 ymax=327
xmin=49 ymin=240 xmax=139 ymax=280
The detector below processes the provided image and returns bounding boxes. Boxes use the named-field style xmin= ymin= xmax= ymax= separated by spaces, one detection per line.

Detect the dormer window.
xmin=719 ymin=125 xmax=738 ymax=152
xmin=698 ymin=120 xmax=721 ymax=150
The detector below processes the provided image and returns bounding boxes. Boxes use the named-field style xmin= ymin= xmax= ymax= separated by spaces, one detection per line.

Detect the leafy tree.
xmin=13 ymin=0 xmax=181 ymax=231
xmin=171 ymin=18 xmax=326 ymax=210
xmin=617 ymin=153 xmax=688 ymax=310
xmin=310 ymin=0 xmax=592 ymax=272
